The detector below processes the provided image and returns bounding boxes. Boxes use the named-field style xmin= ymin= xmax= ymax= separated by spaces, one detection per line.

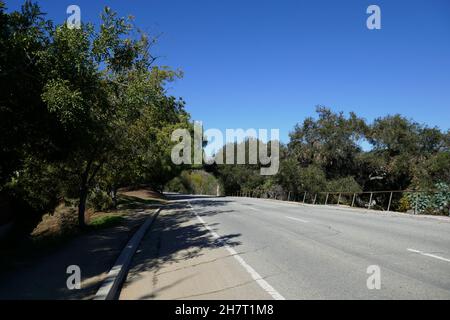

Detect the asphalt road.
xmin=120 ymin=195 xmax=450 ymax=299
xmin=163 ymin=195 xmax=450 ymax=300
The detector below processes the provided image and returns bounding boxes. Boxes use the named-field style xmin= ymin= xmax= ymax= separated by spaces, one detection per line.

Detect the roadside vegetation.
xmin=0 ymin=191 xmax=160 ymax=273
xmin=0 ymin=1 xmax=190 ymax=239
xmin=206 ymin=107 xmax=450 ymax=215
xmin=1 ymin=0 xmax=448 ymax=247
xmin=165 ymin=170 xmax=223 ymax=196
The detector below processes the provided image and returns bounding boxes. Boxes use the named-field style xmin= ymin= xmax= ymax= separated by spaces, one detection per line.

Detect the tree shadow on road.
xmin=0 ymin=205 xmax=154 ymax=300
xmin=124 ymin=200 xmax=242 ymax=289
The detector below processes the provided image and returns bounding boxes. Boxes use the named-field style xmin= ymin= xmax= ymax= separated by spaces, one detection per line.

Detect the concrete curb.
xmin=94 ymin=208 xmax=161 ymax=300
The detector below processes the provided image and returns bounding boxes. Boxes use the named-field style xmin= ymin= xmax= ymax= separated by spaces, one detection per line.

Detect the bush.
xmin=165 ymin=177 xmax=189 ymax=194
xmin=165 ymin=170 xmax=223 ymax=196
xmin=298 ymin=165 xmax=327 ymax=193
xmin=326 ymin=176 xmax=362 ymax=193
xmin=397 ymin=195 xmax=411 ymax=212
xmin=405 ymin=183 xmax=450 ymax=215
xmin=88 ymin=189 xmax=113 ymax=211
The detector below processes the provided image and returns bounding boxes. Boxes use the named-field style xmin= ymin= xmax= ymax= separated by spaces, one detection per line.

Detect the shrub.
xmin=326 ymin=176 xmax=362 ymax=193
xmin=165 ymin=170 xmax=223 ymax=196
xmin=298 ymin=165 xmax=327 ymax=193
xmin=164 ymin=177 xmax=189 ymax=194
xmin=405 ymin=183 xmax=450 ymax=215
xmin=88 ymin=189 xmax=113 ymax=211
xmin=397 ymin=195 xmax=411 ymax=212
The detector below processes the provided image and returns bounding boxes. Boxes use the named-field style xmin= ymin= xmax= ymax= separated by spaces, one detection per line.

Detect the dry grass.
xmin=31 ymin=188 xmax=164 ymax=241
xmin=31 ymin=205 xmax=127 ymax=242
xmin=1 ymin=188 xmax=162 ymax=272
xmin=31 ymin=203 xmax=80 ymax=240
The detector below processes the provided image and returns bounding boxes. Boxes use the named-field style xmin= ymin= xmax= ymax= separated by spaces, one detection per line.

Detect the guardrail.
xmin=231 ymin=189 xmax=450 ymax=216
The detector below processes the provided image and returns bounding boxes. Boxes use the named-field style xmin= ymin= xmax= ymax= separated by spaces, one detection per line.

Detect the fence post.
xmin=351 ymin=193 xmax=356 ymax=207
xmin=325 ymin=193 xmax=329 ymax=205
xmin=303 ymin=192 xmax=307 ymax=203
xmin=368 ymin=192 xmax=373 ymax=210
xmin=337 ymin=193 xmax=341 ymax=205
xmin=387 ymin=192 xmax=393 ymax=211
xmin=288 ymin=191 xmax=291 ymax=202
xmin=414 ymin=192 xmax=418 ymax=215
xmin=313 ymin=194 xmax=317 ymax=205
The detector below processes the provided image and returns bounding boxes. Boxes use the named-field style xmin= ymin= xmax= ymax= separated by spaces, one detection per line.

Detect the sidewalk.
xmin=120 ymin=203 xmax=273 ymax=300
xmin=0 ymin=204 xmax=160 ymax=300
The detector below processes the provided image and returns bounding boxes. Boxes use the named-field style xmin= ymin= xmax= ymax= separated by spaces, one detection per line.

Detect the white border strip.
xmin=188 ymin=202 xmax=285 ymax=300
xmin=407 ymin=248 xmax=450 ymax=263
xmin=94 ymin=208 xmax=161 ymax=300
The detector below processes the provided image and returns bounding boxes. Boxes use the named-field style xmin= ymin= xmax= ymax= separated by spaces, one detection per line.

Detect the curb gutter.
xmin=94 ymin=207 xmax=161 ymax=300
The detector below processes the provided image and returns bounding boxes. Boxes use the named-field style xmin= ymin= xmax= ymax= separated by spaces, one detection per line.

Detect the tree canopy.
xmin=212 ymin=107 xmax=449 ymax=213
xmin=0 ymin=1 xmax=190 ymax=232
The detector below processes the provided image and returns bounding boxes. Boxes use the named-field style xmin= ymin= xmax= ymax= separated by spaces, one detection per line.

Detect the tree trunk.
xmin=78 ymin=186 xmax=88 ymax=229
xmin=111 ymin=187 xmax=118 ymax=209
xmin=78 ymin=158 xmax=104 ymax=228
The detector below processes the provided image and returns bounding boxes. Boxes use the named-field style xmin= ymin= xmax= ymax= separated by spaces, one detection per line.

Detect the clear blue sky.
xmin=6 ymin=0 xmax=450 ymax=143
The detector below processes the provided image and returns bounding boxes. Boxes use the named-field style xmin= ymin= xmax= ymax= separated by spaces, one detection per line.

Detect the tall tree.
xmin=39 ymin=7 xmax=191 ymax=227
xmin=289 ymin=106 xmax=367 ymax=180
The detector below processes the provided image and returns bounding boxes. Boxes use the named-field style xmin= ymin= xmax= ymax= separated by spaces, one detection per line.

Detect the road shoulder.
xmin=120 ymin=203 xmax=273 ymax=300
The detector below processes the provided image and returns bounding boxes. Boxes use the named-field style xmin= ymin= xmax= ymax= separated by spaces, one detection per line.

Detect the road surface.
xmin=120 ymin=195 xmax=450 ymax=300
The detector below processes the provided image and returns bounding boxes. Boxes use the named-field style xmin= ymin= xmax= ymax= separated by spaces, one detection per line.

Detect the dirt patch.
xmin=0 ymin=189 xmax=162 ymax=299
xmin=31 ymin=189 xmax=162 ymax=240
xmin=120 ymin=189 xmax=166 ymax=201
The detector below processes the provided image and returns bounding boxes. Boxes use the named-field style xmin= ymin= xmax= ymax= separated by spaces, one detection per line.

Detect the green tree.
xmin=289 ymin=106 xmax=367 ymax=180
xmin=1 ymin=3 xmax=191 ymax=230
xmin=366 ymin=115 xmax=448 ymax=191
xmin=0 ymin=1 xmax=60 ymax=186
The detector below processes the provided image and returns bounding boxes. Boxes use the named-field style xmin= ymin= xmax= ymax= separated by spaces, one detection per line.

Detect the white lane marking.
xmin=247 ymin=206 xmax=260 ymax=211
xmin=188 ymin=203 xmax=285 ymax=300
xmin=285 ymin=216 xmax=308 ymax=223
xmin=407 ymin=248 xmax=450 ymax=263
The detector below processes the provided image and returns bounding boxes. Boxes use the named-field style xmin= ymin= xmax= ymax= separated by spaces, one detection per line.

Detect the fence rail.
xmin=231 ymin=189 xmax=449 ymax=216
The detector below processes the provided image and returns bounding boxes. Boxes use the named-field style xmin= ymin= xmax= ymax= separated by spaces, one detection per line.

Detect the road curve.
xmin=123 ymin=194 xmax=450 ymax=300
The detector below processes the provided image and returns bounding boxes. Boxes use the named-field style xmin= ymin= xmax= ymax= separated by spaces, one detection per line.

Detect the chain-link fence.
xmin=231 ymin=189 xmax=450 ymax=216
